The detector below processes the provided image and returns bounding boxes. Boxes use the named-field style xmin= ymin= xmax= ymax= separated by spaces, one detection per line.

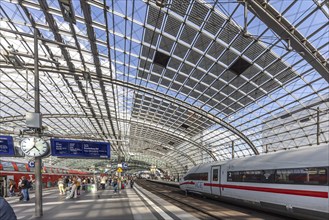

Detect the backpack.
xmin=26 ymin=181 xmax=32 ymax=189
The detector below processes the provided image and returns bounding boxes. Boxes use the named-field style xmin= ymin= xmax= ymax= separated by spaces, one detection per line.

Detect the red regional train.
xmin=0 ymin=158 xmax=92 ymax=196
xmin=179 ymin=144 xmax=329 ymax=220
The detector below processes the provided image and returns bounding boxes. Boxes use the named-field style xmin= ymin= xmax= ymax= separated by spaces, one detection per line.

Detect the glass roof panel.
xmin=0 ymin=0 xmax=328 ymax=174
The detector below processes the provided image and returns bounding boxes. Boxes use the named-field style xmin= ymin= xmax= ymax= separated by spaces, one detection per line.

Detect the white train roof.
xmin=225 ymin=144 xmax=329 ymax=171
xmin=185 ymin=144 xmax=328 ymax=174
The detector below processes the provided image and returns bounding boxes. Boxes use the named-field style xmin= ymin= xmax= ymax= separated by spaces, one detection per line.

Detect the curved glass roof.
xmin=0 ymin=0 xmax=328 ymax=175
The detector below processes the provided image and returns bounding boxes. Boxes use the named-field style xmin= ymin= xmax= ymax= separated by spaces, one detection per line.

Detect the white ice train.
xmin=179 ymin=144 xmax=329 ymax=220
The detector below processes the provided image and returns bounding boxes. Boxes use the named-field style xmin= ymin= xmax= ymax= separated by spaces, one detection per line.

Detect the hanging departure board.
xmin=50 ymin=139 xmax=110 ymax=159
xmin=0 ymin=135 xmax=15 ymax=156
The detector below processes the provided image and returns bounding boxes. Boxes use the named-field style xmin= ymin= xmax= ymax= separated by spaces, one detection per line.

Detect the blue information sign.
xmin=50 ymin=139 xmax=110 ymax=159
xmin=0 ymin=136 xmax=15 ymax=156
xmin=28 ymin=161 xmax=35 ymax=168
xmin=122 ymin=162 xmax=128 ymax=169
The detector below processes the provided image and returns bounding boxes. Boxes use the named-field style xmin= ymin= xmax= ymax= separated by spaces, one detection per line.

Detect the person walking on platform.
xmin=76 ymin=176 xmax=81 ymax=195
xmin=20 ymin=176 xmax=29 ymax=202
xmin=58 ymin=178 xmax=65 ymax=195
xmin=130 ymin=179 xmax=134 ymax=188
xmin=100 ymin=176 xmax=107 ymax=190
xmin=113 ymin=178 xmax=118 ymax=193
xmin=17 ymin=179 xmax=22 ymax=198
xmin=66 ymin=178 xmax=78 ymax=199
xmin=9 ymin=179 xmax=16 ymax=197
xmin=64 ymin=176 xmax=69 ymax=188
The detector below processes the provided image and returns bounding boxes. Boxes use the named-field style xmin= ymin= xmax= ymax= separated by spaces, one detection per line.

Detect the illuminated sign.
xmin=0 ymin=136 xmax=15 ymax=156
xmin=50 ymin=139 xmax=110 ymax=159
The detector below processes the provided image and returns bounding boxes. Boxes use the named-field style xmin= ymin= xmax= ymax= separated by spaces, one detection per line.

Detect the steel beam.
xmin=79 ymin=0 xmax=120 ymax=148
xmin=17 ymin=2 xmax=95 ymax=139
xmin=0 ymin=113 xmax=212 ymax=161
xmin=37 ymin=0 xmax=110 ymax=145
xmin=245 ymin=0 xmax=329 ymax=83
xmin=0 ymin=63 xmax=259 ymax=155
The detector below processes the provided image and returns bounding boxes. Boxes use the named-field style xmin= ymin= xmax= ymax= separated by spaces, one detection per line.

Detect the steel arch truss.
xmin=0 ymin=0 xmax=328 ymax=175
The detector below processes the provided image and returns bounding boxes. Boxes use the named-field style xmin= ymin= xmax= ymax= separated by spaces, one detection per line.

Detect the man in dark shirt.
xmin=20 ymin=176 xmax=29 ymax=202
xmin=0 ymin=196 xmax=17 ymax=220
xmin=130 ymin=179 xmax=134 ymax=188
xmin=64 ymin=176 xmax=69 ymax=188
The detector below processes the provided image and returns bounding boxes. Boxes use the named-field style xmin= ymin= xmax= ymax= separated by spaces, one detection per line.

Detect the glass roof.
xmin=0 ymin=0 xmax=328 ymax=175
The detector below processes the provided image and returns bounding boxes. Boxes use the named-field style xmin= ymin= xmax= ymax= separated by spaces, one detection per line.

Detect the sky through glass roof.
xmin=0 ymin=0 xmax=328 ymax=175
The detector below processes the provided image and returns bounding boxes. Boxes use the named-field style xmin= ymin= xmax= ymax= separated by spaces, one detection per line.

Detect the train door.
xmin=0 ymin=176 xmax=7 ymax=197
xmin=211 ymin=166 xmax=220 ymax=195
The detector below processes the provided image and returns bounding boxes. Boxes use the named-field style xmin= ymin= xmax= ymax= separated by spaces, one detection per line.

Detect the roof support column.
xmin=33 ymin=26 xmax=43 ymax=218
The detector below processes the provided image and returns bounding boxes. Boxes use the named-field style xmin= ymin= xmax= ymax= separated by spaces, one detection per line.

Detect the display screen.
xmin=50 ymin=139 xmax=110 ymax=159
xmin=0 ymin=136 xmax=15 ymax=156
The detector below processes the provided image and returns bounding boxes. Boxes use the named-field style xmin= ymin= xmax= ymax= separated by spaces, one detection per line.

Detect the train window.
xmin=16 ymin=163 xmax=27 ymax=172
xmin=213 ymin=169 xmax=218 ymax=181
xmin=228 ymin=167 xmax=328 ymax=185
xmin=1 ymin=161 xmax=15 ymax=171
xmin=304 ymin=167 xmax=328 ymax=185
xmin=227 ymin=170 xmax=275 ymax=183
xmin=227 ymin=171 xmax=242 ymax=182
xmin=261 ymin=170 xmax=275 ymax=183
xmin=243 ymin=170 xmax=262 ymax=182
xmin=275 ymin=169 xmax=290 ymax=183
xmin=276 ymin=167 xmax=328 ymax=185
xmin=184 ymin=172 xmax=208 ymax=181
xmin=200 ymin=173 xmax=208 ymax=181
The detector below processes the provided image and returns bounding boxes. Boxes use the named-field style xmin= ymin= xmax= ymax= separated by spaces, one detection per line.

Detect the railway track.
xmin=136 ymin=179 xmax=294 ymax=220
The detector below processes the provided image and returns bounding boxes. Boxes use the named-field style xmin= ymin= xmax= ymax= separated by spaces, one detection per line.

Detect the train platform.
xmin=6 ymin=183 xmax=198 ymax=220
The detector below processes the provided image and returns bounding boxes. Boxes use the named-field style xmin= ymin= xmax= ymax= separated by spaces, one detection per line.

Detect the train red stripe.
xmin=194 ymin=183 xmax=329 ymax=198
xmin=180 ymin=181 xmax=195 ymax=185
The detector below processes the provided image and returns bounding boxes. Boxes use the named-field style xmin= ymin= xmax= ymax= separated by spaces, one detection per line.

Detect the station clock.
xmin=20 ymin=137 xmax=49 ymax=157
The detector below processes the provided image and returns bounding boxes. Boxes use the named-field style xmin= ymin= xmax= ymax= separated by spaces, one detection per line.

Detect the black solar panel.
xmin=153 ymin=51 xmax=171 ymax=68
xmin=229 ymin=57 xmax=252 ymax=76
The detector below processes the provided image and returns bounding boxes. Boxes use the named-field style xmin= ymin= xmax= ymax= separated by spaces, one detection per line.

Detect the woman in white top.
xmin=57 ymin=178 xmax=65 ymax=195
xmin=66 ymin=178 xmax=77 ymax=199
